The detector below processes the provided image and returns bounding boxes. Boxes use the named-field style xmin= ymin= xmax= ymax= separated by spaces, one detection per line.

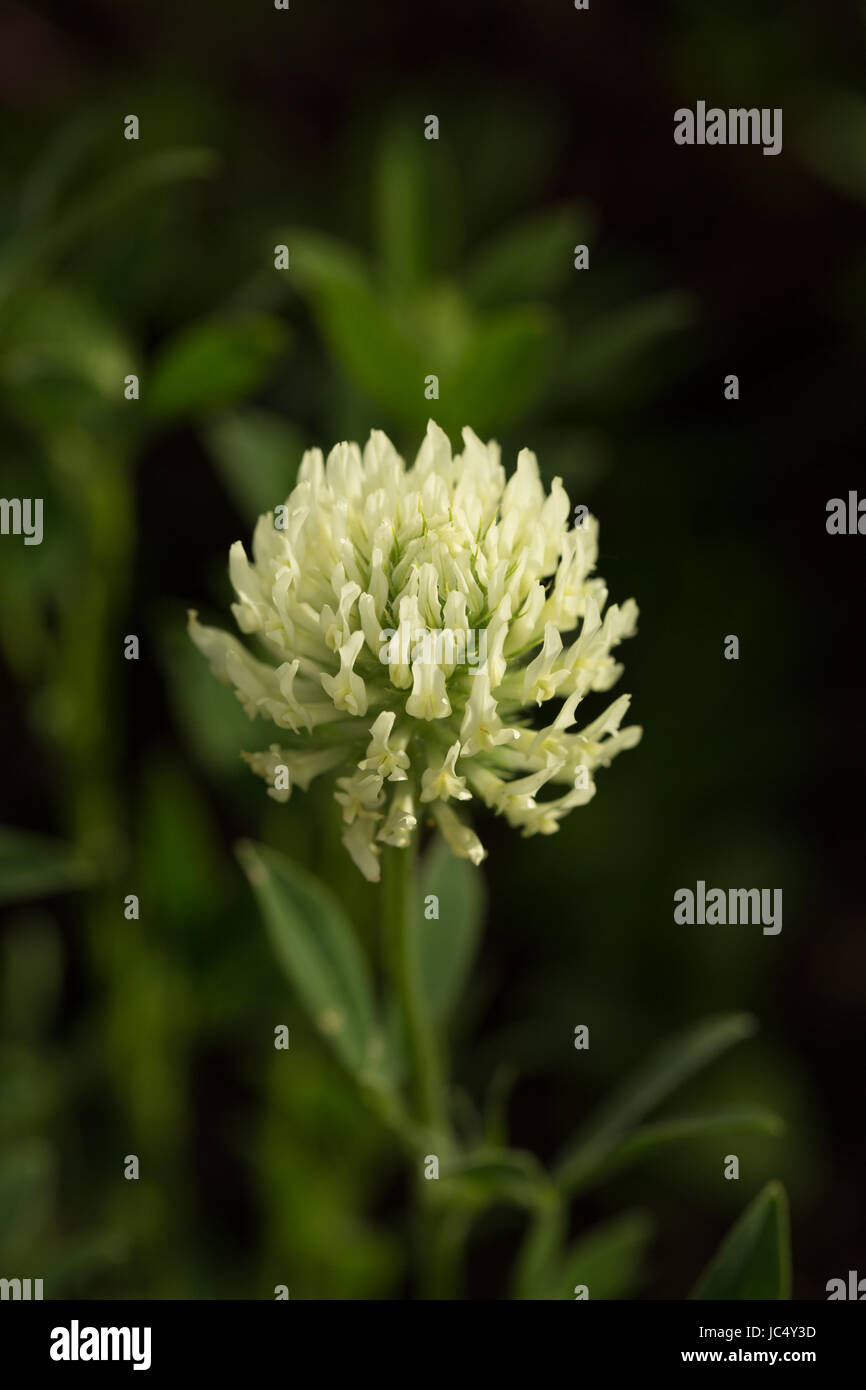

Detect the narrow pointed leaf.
xmin=565 ymin=292 xmax=695 ymax=397
xmin=691 ymin=1181 xmax=791 ymax=1300
xmin=559 ymin=1211 xmax=655 ymax=1302
xmin=148 ymin=314 xmax=287 ymax=421
xmin=0 ymin=149 xmax=217 ymax=308
xmin=555 ymin=1013 xmax=756 ymax=1192
xmin=205 ymin=410 xmax=304 ymax=522
xmin=238 ymin=841 xmax=386 ymax=1085
xmin=416 ymin=835 xmax=485 ymax=1027
xmin=464 ymin=201 xmax=596 ymax=307
xmin=568 ymin=1107 xmax=784 ymax=1194
xmin=522 ymin=1210 xmax=654 ymax=1302
xmin=511 ymin=1202 xmax=567 ymax=1300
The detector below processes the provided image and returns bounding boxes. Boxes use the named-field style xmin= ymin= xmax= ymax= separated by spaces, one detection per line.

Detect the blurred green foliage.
xmin=1 ymin=0 xmax=862 ymax=1298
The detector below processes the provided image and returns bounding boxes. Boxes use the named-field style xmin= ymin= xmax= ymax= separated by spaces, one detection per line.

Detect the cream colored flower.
xmin=190 ymin=420 xmax=641 ymax=881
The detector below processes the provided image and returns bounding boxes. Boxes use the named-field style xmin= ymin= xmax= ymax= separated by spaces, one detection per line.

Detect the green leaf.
xmin=555 ymin=1013 xmax=757 ymax=1192
xmin=148 ymin=313 xmax=288 ymax=421
xmin=566 ymin=292 xmax=695 ymax=398
xmin=557 ymin=1211 xmax=654 ymax=1301
xmin=448 ymin=304 xmax=552 ymax=434
xmin=237 ymin=841 xmax=387 ymax=1085
xmin=518 ymin=1023 xmax=761 ymax=1299
xmin=160 ymin=624 xmax=255 ymax=778
xmin=282 ymin=228 xmax=370 ymax=294
xmin=691 ymin=1181 xmax=791 ymax=1300
xmin=0 ymin=148 xmax=217 ymax=310
xmin=464 ymin=201 xmax=596 ymax=307
xmin=0 ymin=285 xmax=135 ymax=414
xmin=16 ymin=113 xmax=100 ymax=228
xmin=205 ymin=410 xmax=303 ymax=522
xmin=511 ymin=1202 xmax=568 ymax=1300
xmin=137 ymin=761 xmax=224 ymax=926
xmin=439 ymin=1147 xmax=553 ymax=1211
xmin=289 ymin=220 xmax=552 ymax=434
xmin=517 ymin=1208 xmax=654 ymax=1301
xmin=568 ymin=1107 xmax=784 ymax=1194
xmin=0 ymin=827 xmax=94 ymax=904
xmin=303 ymin=274 xmax=426 ymax=426
xmin=374 ymin=119 xmax=437 ymax=286
xmin=483 ymin=1063 xmax=518 ymax=1148
xmin=416 ymin=835 xmax=485 ymax=1028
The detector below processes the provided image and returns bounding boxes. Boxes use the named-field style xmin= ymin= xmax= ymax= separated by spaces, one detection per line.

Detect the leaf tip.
xmin=235 ymin=839 xmax=268 ymax=886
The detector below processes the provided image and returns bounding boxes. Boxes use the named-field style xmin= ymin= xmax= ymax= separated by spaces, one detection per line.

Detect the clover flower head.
xmin=189 ymin=420 xmax=641 ymax=881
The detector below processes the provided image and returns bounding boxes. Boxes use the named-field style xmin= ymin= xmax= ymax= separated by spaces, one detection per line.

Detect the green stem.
xmin=419 ymin=1206 xmax=471 ymax=1300
xmin=381 ymin=843 xmax=462 ymax=1298
xmin=381 ymin=843 xmax=447 ymax=1140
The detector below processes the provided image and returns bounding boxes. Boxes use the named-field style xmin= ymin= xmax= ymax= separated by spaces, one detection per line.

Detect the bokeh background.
xmin=1 ymin=0 xmax=865 ymax=1299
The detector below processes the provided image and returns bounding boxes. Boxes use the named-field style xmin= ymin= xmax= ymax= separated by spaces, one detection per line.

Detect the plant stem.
xmin=381 ymin=843 xmax=447 ymax=1141
xmin=418 ymin=1206 xmax=471 ymax=1300
xmin=382 ymin=842 xmax=463 ymax=1297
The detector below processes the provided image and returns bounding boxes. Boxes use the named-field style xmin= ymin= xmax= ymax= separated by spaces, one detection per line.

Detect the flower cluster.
xmin=189 ymin=420 xmax=641 ymax=880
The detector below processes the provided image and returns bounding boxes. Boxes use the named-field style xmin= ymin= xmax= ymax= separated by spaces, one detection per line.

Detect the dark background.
xmin=1 ymin=0 xmax=864 ymax=1298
